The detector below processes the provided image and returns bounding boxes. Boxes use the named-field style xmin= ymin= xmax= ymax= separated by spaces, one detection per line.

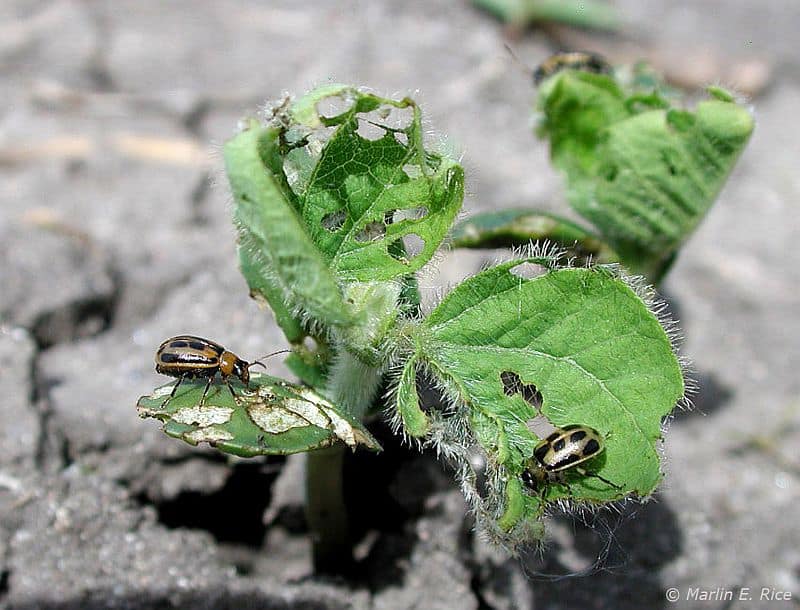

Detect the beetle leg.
xmin=161 ymin=375 xmax=184 ymax=408
xmin=199 ymin=376 xmax=214 ymax=407
xmin=226 ymin=380 xmax=239 ymax=404
xmin=578 ymin=468 xmax=622 ymax=489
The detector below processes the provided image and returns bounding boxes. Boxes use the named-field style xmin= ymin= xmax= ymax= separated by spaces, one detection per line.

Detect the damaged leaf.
xmin=400 ymin=258 xmax=683 ymax=537
xmin=226 ymin=121 xmax=353 ymax=328
xmin=283 ymin=84 xmax=464 ymax=282
xmin=137 ymin=373 xmax=381 ymax=457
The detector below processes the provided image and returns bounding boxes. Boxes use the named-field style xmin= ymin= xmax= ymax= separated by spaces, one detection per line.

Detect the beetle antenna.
xmin=504 ymin=43 xmax=533 ymax=76
xmin=249 ymin=349 xmax=292 ymax=369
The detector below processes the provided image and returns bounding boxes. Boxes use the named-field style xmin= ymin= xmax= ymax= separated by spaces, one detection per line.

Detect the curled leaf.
xmin=450 ymin=208 xmax=619 ymax=264
xmin=537 ymin=71 xmax=754 ymax=281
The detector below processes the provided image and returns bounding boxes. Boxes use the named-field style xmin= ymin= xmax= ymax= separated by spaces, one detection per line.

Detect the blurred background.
xmin=0 ymin=1 xmax=798 ymax=608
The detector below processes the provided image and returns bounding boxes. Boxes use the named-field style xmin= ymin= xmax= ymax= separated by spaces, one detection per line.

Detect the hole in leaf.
xmin=509 ymin=262 xmax=548 ymax=280
xmin=355 ymin=221 xmax=386 ymax=242
xmin=384 ymin=105 xmax=414 ymax=131
xmin=403 ymin=233 xmax=424 ymax=257
xmin=357 ymin=118 xmax=386 ymax=141
xmin=321 ymin=210 xmax=347 ymax=232
xmin=302 ymin=336 xmax=318 ymax=352
xmin=388 ymin=233 xmax=425 ymax=262
xmin=403 ymin=164 xmax=423 ymax=179
xmin=392 ymin=206 xmax=429 ymax=222
xmin=308 ymin=125 xmax=336 ymax=149
xmin=316 ymin=94 xmax=355 ymax=120
xmin=282 ymin=127 xmax=334 ymax=196
xmin=500 ymin=371 xmax=543 ymax=410
xmin=355 ymin=105 xmax=414 ymax=141
xmin=363 ymin=105 xmax=414 ymax=130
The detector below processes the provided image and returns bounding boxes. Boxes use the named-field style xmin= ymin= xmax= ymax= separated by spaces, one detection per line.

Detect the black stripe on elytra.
xmin=534 ymin=444 xmax=549 ymax=462
xmin=583 ymin=438 xmax=600 ymax=455
xmin=159 ymin=352 xmax=215 ymax=365
xmin=554 ymin=453 xmax=582 ymax=469
xmin=570 ymin=429 xmax=587 ymax=443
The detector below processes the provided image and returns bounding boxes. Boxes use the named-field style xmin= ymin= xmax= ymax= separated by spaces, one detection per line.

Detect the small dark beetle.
xmin=155 ymin=335 xmax=287 ymax=407
xmin=522 ymin=424 xmax=621 ymax=490
xmin=533 ymin=51 xmax=612 ymax=85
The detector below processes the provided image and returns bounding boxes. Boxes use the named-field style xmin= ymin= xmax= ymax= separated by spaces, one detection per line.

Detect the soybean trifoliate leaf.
xmin=225 ymin=121 xmax=353 ymax=327
xmin=403 ymin=258 xmax=683 ymax=535
xmin=450 ymin=208 xmax=619 ymax=264
xmin=537 ymin=71 xmax=753 ymax=280
xmin=137 ymin=374 xmax=381 ymax=457
xmin=277 ymin=85 xmax=465 ymax=282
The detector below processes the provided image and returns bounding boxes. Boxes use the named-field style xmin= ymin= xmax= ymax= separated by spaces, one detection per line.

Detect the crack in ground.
xmin=30 ymin=343 xmax=67 ymax=473
xmin=134 ymin=459 xmax=284 ymax=549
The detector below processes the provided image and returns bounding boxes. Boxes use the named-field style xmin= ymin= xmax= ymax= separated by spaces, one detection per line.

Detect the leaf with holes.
xmin=451 ymin=208 xmax=619 ymax=264
xmin=137 ymin=373 xmax=381 ymax=457
xmin=537 ymin=72 xmax=753 ymax=281
xmin=226 ymin=120 xmax=353 ymax=328
xmin=279 ymin=84 xmax=464 ymax=281
xmin=400 ymin=258 xmax=683 ymax=537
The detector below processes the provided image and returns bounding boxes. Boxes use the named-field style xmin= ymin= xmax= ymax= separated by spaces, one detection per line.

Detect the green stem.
xmin=305 ymin=445 xmax=352 ymax=574
xmin=305 ymin=350 xmax=384 ymax=573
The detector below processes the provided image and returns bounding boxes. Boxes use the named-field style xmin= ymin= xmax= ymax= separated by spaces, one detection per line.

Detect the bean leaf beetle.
xmin=533 ymin=51 xmax=612 ymax=85
xmin=522 ymin=424 xmax=622 ymax=491
xmin=155 ymin=335 xmax=288 ymax=408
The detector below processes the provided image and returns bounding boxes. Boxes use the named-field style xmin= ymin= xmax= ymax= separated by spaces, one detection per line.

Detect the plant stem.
xmin=305 ymin=349 xmax=384 ymax=573
xmin=305 ymin=445 xmax=352 ymax=574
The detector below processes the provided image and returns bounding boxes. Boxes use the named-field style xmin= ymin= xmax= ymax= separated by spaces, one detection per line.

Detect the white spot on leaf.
xmin=173 ymin=406 xmax=234 ymax=427
xmin=248 ymin=403 xmax=310 ymax=434
xmin=282 ymin=398 xmax=331 ymax=429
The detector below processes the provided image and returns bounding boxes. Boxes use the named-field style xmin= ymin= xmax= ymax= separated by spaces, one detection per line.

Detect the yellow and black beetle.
xmin=155 ymin=335 xmax=287 ymax=407
xmin=533 ymin=51 xmax=612 ymax=85
xmin=522 ymin=424 xmax=621 ymax=490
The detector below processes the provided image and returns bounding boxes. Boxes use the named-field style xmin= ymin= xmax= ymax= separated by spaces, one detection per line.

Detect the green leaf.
xmin=537 ymin=73 xmax=754 ymax=279
xmin=239 ymin=242 xmax=306 ymax=344
xmin=402 ymin=259 xmax=683 ymax=533
xmin=450 ymin=209 xmax=619 ymax=264
xmin=137 ymin=374 xmax=381 ymax=457
xmin=225 ymin=122 xmax=353 ymax=327
xmin=277 ymin=85 xmax=464 ymax=282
